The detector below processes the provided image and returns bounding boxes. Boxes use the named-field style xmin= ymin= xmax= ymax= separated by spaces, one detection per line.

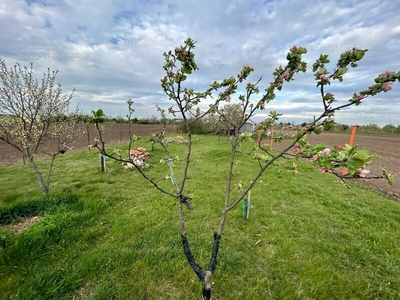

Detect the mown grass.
xmin=0 ymin=135 xmax=399 ymax=299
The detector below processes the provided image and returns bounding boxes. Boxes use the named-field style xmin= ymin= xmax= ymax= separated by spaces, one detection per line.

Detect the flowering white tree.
xmin=0 ymin=58 xmax=81 ymax=195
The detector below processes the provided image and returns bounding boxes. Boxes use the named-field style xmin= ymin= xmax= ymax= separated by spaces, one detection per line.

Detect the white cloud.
xmin=0 ymin=0 xmax=399 ymax=126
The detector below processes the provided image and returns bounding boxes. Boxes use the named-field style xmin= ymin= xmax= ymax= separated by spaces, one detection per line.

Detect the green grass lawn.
xmin=1 ymin=135 xmax=399 ymax=299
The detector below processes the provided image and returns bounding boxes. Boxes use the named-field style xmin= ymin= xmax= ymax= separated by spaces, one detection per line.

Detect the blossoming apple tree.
xmin=0 ymin=58 xmax=82 ymax=195
xmin=94 ymin=38 xmax=399 ymax=299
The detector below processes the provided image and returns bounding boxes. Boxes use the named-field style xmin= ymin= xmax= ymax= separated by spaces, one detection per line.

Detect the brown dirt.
xmin=6 ymin=216 xmax=43 ymax=233
xmin=1 ymin=125 xmax=399 ymax=201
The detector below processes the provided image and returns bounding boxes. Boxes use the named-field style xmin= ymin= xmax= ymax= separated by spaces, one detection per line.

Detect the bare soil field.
xmin=1 ymin=124 xmax=399 ymax=201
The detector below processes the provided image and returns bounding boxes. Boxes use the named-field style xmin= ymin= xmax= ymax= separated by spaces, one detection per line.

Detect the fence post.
xmin=87 ymin=124 xmax=90 ymax=150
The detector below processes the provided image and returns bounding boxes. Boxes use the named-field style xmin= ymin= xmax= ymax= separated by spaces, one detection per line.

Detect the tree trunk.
xmin=31 ymin=162 xmax=49 ymax=195
xmin=201 ymin=271 xmax=212 ymax=300
xmin=99 ymin=153 xmax=106 ymax=172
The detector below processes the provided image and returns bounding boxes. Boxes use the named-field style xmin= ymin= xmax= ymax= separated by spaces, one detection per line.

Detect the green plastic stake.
xmin=242 ymin=199 xmax=248 ymax=218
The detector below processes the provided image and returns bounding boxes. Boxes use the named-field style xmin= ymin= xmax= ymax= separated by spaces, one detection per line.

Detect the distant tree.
xmin=382 ymin=124 xmax=397 ymax=134
xmin=0 ymin=58 xmax=82 ymax=195
xmin=215 ymin=103 xmax=243 ymax=136
xmin=360 ymin=123 xmax=381 ymax=134
xmin=341 ymin=124 xmax=349 ymax=131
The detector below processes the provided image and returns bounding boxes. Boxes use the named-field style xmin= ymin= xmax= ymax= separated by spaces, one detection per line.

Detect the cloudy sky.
xmin=1 ymin=0 xmax=400 ymax=126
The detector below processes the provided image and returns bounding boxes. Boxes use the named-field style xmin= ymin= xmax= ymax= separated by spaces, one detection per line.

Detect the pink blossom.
xmin=326 ymin=117 xmax=334 ymax=122
xmin=295 ymin=147 xmax=303 ymax=154
xmin=383 ymin=82 xmax=392 ymax=92
xmin=183 ymin=51 xmax=189 ymax=56
xmin=318 ymin=167 xmax=326 ymax=174
xmin=312 ymin=154 xmax=318 ymax=161
xmin=290 ymin=45 xmax=298 ymax=52
xmin=379 ymin=71 xmax=394 ymax=77
xmin=356 ymin=94 xmax=364 ymax=101
xmin=358 ymin=168 xmax=370 ymax=178
xmin=160 ymin=78 xmax=166 ymax=83
xmin=319 ymin=75 xmax=330 ymax=83
xmin=338 ymin=144 xmax=344 ymax=150
xmin=326 ymin=92 xmax=334 ymax=98
xmin=322 ymin=148 xmax=330 ymax=155
xmin=175 ymin=47 xmax=181 ymax=52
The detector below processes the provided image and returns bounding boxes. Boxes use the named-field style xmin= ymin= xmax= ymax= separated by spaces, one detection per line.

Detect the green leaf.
xmin=320 ymin=54 xmax=329 ymax=63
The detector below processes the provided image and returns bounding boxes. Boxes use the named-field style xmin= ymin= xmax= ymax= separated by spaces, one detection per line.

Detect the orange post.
xmin=342 ymin=125 xmax=357 ymax=175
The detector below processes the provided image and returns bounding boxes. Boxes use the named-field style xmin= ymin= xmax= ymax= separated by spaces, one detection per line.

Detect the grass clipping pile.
xmin=7 ymin=216 xmax=43 ymax=233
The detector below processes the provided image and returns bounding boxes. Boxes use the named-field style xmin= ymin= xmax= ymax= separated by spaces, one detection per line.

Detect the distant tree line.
xmin=329 ymin=123 xmax=400 ymax=134
xmin=275 ymin=121 xmax=400 ymax=135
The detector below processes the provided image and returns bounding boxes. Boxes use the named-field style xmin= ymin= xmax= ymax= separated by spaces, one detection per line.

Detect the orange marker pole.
xmin=342 ymin=125 xmax=357 ymax=175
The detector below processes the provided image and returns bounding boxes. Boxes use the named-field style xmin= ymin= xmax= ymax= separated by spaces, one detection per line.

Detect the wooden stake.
xmin=269 ymin=125 xmax=275 ymax=148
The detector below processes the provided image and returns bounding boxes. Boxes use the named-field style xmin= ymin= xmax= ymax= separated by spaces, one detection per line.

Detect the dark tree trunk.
xmin=181 ymin=233 xmax=221 ymax=299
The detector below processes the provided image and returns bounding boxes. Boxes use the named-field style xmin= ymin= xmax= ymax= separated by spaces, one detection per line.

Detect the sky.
xmin=0 ymin=0 xmax=400 ymax=126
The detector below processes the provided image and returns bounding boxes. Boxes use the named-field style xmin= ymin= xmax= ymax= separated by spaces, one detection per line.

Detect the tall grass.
xmin=0 ymin=135 xmax=399 ymax=299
